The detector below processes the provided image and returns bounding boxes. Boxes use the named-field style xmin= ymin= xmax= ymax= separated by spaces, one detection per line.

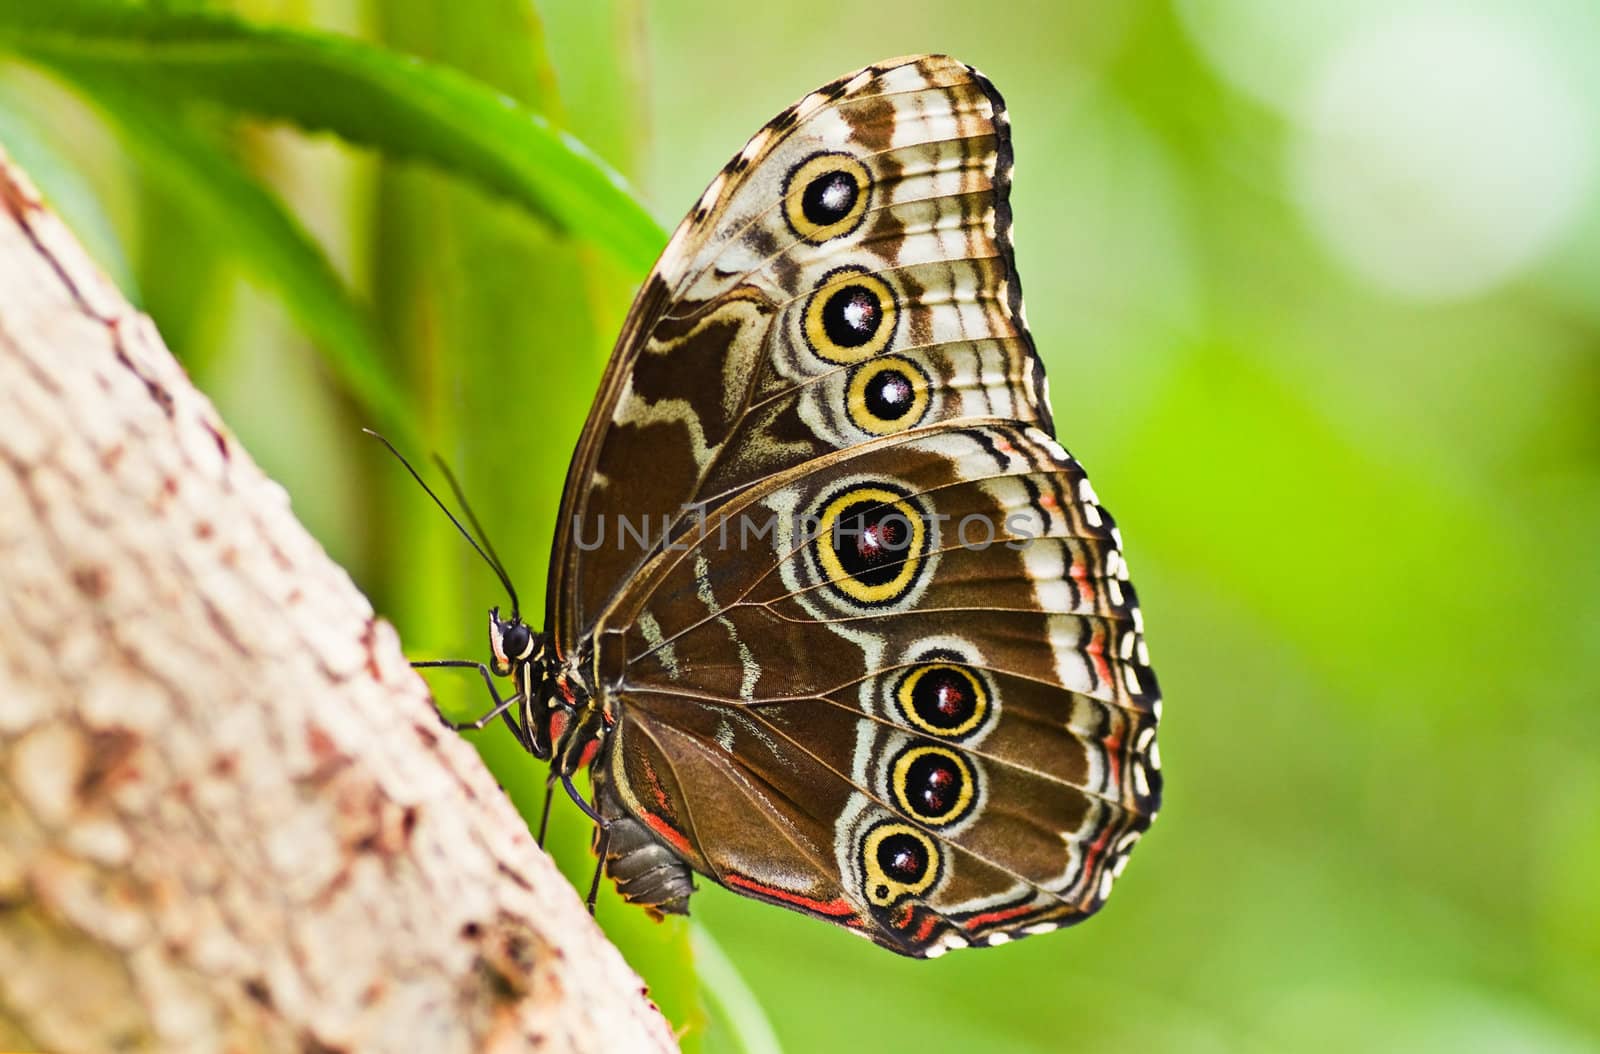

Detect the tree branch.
xmin=0 ymin=144 xmax=677 ymax=1054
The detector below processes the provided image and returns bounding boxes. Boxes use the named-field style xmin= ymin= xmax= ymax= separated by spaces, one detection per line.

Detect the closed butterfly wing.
xmin=523 ymin=55 xmax=1161 ymax=957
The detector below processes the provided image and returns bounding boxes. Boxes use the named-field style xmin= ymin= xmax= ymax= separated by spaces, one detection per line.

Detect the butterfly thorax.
xmin=488 ymin=607 xmax=605 ymax=770
xmin=545 ymin=660 xmax=612 ymax=778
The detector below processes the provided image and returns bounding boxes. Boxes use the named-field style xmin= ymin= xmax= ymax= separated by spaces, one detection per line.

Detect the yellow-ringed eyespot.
xmin=783 ymin=151 xmax=871 ymax=243
xmin=802 ymin=267 xmax=898 ymax=364
xmin=894 ymin=657 xmax=990 ymax=740
xmin=811 ymin=483 xmax=929 ymax=607
xmin=861 ymin=821 xmax=940 ymax=907
xmin=846 ymin=355 xmax=931 ymax=435
xmin=890 ymin=744 xmax=977 ymax=827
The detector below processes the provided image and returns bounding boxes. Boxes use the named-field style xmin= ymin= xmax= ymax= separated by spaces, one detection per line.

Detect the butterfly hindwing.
xmin=595 ymin=424 xmax=1159 ymax=954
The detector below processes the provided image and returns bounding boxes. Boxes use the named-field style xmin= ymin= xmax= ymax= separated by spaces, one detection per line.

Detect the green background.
xmin=3 ymin=1 xmax=1597 ymax=1050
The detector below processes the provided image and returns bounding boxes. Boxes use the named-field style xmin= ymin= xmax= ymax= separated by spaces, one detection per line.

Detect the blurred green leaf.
xmin=0 ymin=0 xmax=667 ymax=273
xmin=692 ymin=923 xmax=783 ymax=1054
xmin=44 ymin=62 xmax=416 ymax=445
xmin=539 ymin=0 xmax=650 ymax=183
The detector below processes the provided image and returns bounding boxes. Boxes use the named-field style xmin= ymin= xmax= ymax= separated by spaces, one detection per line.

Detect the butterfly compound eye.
xmin=501 ymin=623 xmax=533 ymax=662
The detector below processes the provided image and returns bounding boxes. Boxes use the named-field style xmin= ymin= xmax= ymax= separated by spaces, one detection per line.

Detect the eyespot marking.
xmin=861 ymin=822 xmax=940 ymax=907
xmin=809 ymin=482 xmax=930 ymax=607
xmin=892 ymin=657 xmax=993 ymax=740
xmin=802 ymin=267 xmax=898 ymax=364
xmin=890 ymin=744 xmax=977 ymax=827
xmin=846 ymin=355 xmax=930 ymax=435
xmin=783 ymin=152 xmax=871 ymax=245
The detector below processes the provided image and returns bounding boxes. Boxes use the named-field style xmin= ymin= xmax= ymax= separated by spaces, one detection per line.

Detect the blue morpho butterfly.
xmin=379 ymin=55 xmax=1160 ymax=957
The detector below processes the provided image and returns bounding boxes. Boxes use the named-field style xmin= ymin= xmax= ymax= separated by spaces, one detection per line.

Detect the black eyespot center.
xmin=911 ymin=666 xmax=978 ymax=731
xmin=821 ymin=284 xmax=881 ymax=348
xmin=830 ymin=500 xmax=912 ymax=586
xmin=878 ymin=832 xmax=927 ymax=882
xmin=864 ymin=368 xmax=915 ymax=420
xmin=906 ymin=752 xmax=964 ymax=816
xmin=801 ymin=168 xmax=859 ymax=227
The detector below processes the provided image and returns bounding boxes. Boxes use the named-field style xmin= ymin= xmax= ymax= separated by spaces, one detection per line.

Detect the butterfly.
xmin=405 ymin=54 xmax=1161 ymax=958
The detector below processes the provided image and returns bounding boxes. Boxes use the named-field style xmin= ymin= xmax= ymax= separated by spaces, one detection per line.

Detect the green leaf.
xmin=51 ymin=62 xmax=417 ymax=445
xmin=0 ymin=0 xmax=667 ymax=274
xmin=692 ymin=923 xmax=783 ymax=1054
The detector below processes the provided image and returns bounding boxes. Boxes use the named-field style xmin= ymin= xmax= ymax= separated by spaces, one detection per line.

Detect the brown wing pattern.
xmin=597 ymin=424 xmax=1160 ymax=955
xmin=548 ymin=56 xmax=1052 ymax=650
xmin=543 ymin=56 xmax=1163 ymax=955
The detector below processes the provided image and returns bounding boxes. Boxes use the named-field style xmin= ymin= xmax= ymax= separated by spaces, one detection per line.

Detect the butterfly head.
xmin=485 ymin=606 xmax=573 ymax=762
xmin=487 ymin=605 xmax=539 ymax=677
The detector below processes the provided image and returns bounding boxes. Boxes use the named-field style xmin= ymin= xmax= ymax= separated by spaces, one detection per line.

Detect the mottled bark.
xmin=0 ymin=146 xmax=676 ymax=1054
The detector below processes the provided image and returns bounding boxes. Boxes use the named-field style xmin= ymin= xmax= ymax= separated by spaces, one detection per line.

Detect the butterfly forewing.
xmin=548 ymin=56 xmax=1051 ymax=646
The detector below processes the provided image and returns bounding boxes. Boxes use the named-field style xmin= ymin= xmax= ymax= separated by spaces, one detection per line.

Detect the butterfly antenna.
xmin=430 ymin=452 xmax=515 ymax=613
xmin=363 ymin=429 xmax=521 ymax=619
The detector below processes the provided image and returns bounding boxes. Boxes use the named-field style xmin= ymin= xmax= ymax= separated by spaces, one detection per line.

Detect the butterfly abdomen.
xmin=595 ymin=754 xmax=694 ymax=921
xmin=595 ymin=779 xmax=695 ymax=918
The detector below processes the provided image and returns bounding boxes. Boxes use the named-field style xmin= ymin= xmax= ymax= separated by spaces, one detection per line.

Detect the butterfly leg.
xmin=536 ymin=777 xmax=555 ymax=847
xmin=557 ymin=775 xmax=611 ymax=915
xmin=561 ymin=773 xmax=605 ymax=827
xmin=586 ymin=824 xmax=612 ymax=915
xmin=410 ymin=658 xmax=531 ymax=749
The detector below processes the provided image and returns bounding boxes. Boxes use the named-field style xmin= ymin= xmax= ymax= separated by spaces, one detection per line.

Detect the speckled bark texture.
xmin=0 ymin=146 xmax=678 ymax=1054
